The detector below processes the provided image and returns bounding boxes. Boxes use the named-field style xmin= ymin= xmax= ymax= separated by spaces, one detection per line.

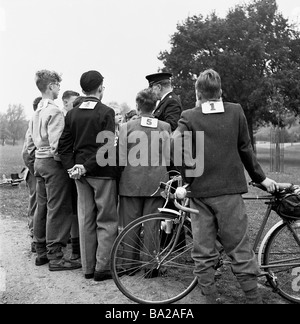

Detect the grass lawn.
xmin=256 ymin=142 xmax=300 ymax=168
xmin=0 ymin=142 xmax=29 ymax=219
xmin=0 ymin=143 xmax=26 ymax=177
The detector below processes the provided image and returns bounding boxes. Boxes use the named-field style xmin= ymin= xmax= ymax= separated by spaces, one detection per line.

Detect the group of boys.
xmin=22 ymin=68 xmax=278 ymax=303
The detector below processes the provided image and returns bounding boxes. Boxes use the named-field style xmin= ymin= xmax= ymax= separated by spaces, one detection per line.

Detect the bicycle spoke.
xmin=111 ymin=213 xmax=197 ymax=304
xmin=263 ymin=222 xmax=300 ymax=304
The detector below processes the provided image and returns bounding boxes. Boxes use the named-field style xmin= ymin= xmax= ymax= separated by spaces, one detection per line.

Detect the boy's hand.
xmin=68 ymin=165 xmax=87 ymax=179
xmin=260 ymin=177 xmax=279 ymax=193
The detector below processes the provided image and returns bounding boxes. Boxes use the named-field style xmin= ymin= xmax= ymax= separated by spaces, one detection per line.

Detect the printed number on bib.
xmin=202 ymin=101 xmax=224 ymax=114
xmin=141 ymin=117 xmax=158 ymax=128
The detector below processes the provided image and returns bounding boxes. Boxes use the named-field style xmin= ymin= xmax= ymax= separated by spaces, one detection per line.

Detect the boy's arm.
xmin=47 ymin=109 xmax=65 ymax=161
xmin=26 ymin=121 xmax=36 ymax=175
xmin=58 ymin=113 xmax=75 ymax=170
xmin=237 ymin=106 xmax=278 ymax=192
xmin=237 ymin=106 xmax=266 ymax=184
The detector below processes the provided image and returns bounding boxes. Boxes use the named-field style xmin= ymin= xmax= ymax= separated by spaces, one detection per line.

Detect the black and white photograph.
xmin=0 ymin=0 xmax=299 ymax=308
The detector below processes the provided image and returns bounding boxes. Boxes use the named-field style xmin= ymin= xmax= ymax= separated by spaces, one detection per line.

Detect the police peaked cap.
xmin=145 ymin=72 xmax=172 ymax=87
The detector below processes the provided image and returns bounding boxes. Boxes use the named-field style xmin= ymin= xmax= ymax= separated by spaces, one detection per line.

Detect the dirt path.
xmin=0 ymin=215 xmax=208 ymax=305
xmin=0 ymin=215 xmax=133 ymax=304
xmin=0 ymin=214 xmax=290 ymax=305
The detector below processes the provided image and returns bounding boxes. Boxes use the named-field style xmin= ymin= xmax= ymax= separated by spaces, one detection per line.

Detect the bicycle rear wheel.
xmin=110 ymin=213 xmax=197 ymax=304
xmin=263 ymin=221 xmax=300 ymax=304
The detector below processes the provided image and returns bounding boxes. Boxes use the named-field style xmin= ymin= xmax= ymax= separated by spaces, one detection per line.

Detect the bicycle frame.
xmin=243 ymin=195 xmax=274 ymax=252
xmin=243 ymin=193 xmax=300 ymax=273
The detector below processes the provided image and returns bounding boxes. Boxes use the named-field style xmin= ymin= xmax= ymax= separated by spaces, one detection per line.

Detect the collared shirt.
xmin=160 ymin=90 xmax=173 ymax=102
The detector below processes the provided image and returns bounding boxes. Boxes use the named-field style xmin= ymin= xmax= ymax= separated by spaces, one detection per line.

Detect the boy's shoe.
xmin=94 ymin=270 xmax=112 ymax=282
xmin=35 ymin=257 xmax=49 ymax=266
xmin=84 ymin=273 xmax=94 ymax=279
xmin=244 ymin=287 xmax=263 ymax=304
xmin=49 ymin=259 xmax=82 ymax=272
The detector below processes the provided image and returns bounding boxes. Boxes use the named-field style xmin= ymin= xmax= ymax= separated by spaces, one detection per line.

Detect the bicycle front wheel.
xmin=263 ymin=221 xmax=300 ymax=304
xmin=110 ymin=213 xmax=197 ymax=304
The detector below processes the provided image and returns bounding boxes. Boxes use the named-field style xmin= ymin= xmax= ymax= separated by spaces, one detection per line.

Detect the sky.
xmin=0 ymin=0 xmax=300 ymax=119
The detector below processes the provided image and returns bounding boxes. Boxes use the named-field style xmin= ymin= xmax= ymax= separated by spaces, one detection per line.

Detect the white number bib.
xmin=79 ymin=101 xmax=97 ymax=109
xmin=202 ymin=101 xmax=224 ymax=114
xmin=140 ymin=117 xmax=158 ymax=128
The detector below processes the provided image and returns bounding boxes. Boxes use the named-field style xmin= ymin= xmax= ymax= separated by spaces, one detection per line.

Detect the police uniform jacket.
xmin=153 ymin=92 xmax=182 ymax=132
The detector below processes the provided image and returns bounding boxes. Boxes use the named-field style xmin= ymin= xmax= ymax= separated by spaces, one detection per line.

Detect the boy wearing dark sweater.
xmin=58 ymin=70 xmax=119 ymax=281
xmin=172 ymin=69 xmax=278 ymax=304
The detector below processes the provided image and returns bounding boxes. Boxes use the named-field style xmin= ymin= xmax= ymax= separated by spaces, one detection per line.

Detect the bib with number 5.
xmin=140 ymin=116 xmax=158 ymax=128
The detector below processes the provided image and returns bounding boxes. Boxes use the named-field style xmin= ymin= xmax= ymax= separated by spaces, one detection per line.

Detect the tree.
xmin=158 ymin=0 xmax=300 ymax=144
xmin=0 ymin=113 xmax=9 ymax=146
xmin=6 ymin=104 xmax=28 ymax=145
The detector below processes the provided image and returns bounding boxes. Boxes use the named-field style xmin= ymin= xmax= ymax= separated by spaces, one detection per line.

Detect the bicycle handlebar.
xmin=173 ymin=199 xmax=199 ymax=214
xmin=249 ymin=181 xmax=293 ymax=194
xmin=158 ymin=177 xmax=294 ymax=214
xmin=159 ymin=180 xmax=199 ymax=214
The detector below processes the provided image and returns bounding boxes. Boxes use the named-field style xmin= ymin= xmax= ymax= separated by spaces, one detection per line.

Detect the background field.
xmin=0 ymin=143 xmax=30 ymax=220
xmin=0 ymin=142 xmax=299 ymax=304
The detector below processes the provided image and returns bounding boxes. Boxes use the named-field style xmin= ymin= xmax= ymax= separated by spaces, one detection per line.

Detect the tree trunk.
xmin=246 ymin=114 xmax=256 ymax=153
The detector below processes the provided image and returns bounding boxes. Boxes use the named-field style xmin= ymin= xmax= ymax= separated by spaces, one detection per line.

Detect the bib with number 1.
xmin=201 ymin=101 xmax=224 ymax=114
xmin=140 ymin=116 xmax=158 ymax=128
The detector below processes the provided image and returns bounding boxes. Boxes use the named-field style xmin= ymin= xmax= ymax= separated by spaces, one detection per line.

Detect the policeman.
xmin=146 ymin=72 xmax=184 ymax=248
xmin=145 ymin=72 xmax=182 ymax=132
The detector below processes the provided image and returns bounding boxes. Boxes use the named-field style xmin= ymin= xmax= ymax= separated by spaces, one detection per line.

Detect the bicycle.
xmin=0 ymin=173 xmax=24 ymax=187
xmin=110 ymin=175 xmax=300 ymax=304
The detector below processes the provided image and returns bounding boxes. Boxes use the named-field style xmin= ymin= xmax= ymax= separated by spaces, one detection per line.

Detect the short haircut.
xmin=32 ymin=97 xmax=42 ymax=111
xmin=62 ymin=90 xmax=80 ymax=100
xmin=35 ymin=70 xmax=62 ymax=93
xmin=195 ymin=69 xmax=222 ymax=100
xmin=136 ymin=89 xmax=156 ymax=113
